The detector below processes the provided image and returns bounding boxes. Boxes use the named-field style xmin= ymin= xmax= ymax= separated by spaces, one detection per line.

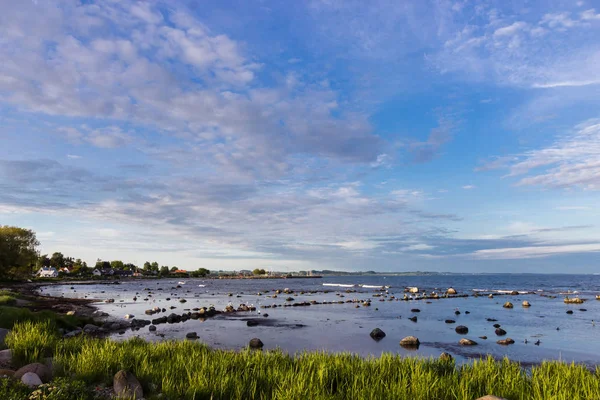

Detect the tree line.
xmin=0 ymin=225 xmax=209 ymax=280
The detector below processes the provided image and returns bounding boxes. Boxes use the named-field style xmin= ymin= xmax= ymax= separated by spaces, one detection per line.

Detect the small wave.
xmin=322 ymin=283 xmax=356 ymax=288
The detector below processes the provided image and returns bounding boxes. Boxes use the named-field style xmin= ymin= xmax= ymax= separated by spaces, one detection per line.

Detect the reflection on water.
xmin=40 ymin=274 xmax=600 ymax=366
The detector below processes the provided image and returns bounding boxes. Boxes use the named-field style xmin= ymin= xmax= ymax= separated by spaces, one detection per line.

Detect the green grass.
xmin=7 ymin=321 xmax=600 ymax=400
xmin=0 ymin=305 xmax=88 ymax=330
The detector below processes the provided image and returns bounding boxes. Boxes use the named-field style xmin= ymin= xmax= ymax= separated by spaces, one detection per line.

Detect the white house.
xmin=38 ymin=267 xmax=59 ymax=278
xmin=92 ymin=268 xmax=102 ymax=276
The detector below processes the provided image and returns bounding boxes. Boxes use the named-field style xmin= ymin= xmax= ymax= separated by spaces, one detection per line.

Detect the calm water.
xmin=41 ymin=274 xmax=600 ymax=366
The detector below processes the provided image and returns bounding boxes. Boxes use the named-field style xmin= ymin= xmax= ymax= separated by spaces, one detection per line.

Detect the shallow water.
xmin=40 ymin=274 xmax=600 ymax=366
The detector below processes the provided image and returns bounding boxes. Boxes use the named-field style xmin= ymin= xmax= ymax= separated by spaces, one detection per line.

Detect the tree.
xmin=159 ymin=266 xmax=169 ymax=276
xmin=191 ymin=268 xmax=210 ymax=277
xmin=170 ymin=266 xmax=178 ymax=272
xmin=252 ymin=268 xmax=266 ymax=275
xmin=36 ymin=254 xmax=51 ymax=270
xmin=50 ymin=252 xmax=65 ymax=270
xmin=110 ymin=260 xmax=124 ymax=270
xmin=0 ymin=226 xmax=40 ymax=279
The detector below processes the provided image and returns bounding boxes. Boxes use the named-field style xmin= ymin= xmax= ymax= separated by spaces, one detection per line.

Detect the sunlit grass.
xmin=8 ymin=321 xmax=600 ymax=399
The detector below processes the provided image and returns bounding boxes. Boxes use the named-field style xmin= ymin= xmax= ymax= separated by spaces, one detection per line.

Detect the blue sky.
xmin=1 ymin=0 xmax=600 ymax=273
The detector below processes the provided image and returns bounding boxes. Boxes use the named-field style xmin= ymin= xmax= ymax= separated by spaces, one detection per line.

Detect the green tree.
xmin=159 ymin=266 xmax=169 ymax=276
xmin=50 ymin=252 xmax=65 ymax=270
xmin=170 ymin=266 xmax=178 ymax=272
xmin=0 ymin=226 xmax=40 ymax=279
xmin=36 ymin=254 xmax=51 ymax=270
xmin=191 ymin=268 xmax=210 ymax=277
xmin=252 ymin=268 xmax=266 ymax=275
xmin=110 ymin=260 xmax=124 ymax=270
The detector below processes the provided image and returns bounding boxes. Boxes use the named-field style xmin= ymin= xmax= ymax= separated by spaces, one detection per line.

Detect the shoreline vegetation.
xmin=1 ymin=321 xmax=600 ymax=399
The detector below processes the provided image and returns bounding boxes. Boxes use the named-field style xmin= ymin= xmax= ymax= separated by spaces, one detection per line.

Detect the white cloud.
xmin=462 ymin=185 xmax=475 ymax=190
xmin=67 ymin=154 xmax=82 ymax=159
xmin=555 ymin=206 xmax=592 ymax=210
xmin=502 ymin=119 xmax=600 ymax=189
xmin=473 ymin=243 xmax=600 ymax=259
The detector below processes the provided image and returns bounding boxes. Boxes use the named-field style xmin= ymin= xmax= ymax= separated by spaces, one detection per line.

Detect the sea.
xmin=39 ymin=274 xmax=600 ymax=366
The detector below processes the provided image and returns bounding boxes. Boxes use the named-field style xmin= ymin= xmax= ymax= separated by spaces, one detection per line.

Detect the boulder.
xmin=408 ymin=316 xmax=417 ymax=322
xmin=370 ymin=328 xmax=386 ymax=341
xmin=488 ymin=294 xmax=494 ymax=298
xmin=66 ymin=311 xmax=76 ymax=316
xmin=186 ymin=332 xmax=198 ymax=339
xmin=83 ymin=324 xmax=102 ymax=334
xmin=21 ymin=372 xmax=42 ymax=388
xmin=410 ymin=308 xmax=420 ymax=313
xmin=503 ymin=302 xmax=513 ymax=309
xmin=493 ymin=324 xmax=501 ymax=328
xmin=408 ymin=287 xmax=419 ymax=293
xmin=246 ymin=320 xmax=259 ymax=327
xmin=522 ymin=301 xmax=531 ymax=307
xmin=510 ymin=291 xmax=519 ymax=295
xmin=445 ymin=319 xmax=455 ymax=324
xmin=14 ymin=363 xmax=51 ymax=383
xmin=113 ymin=370 xmax=143 ymax=399
xmin=479 ymin=336 xmax=488 ymax=340
xmin=495 ymin=328 xmax=507 ymax=336
xmin=64 ymin=329 xmax=82 ymax=338
xmin=0 ymin=349 xmax=12 ymax=368
xmin=455 ymin=325 xmax=469 ymax=334
xmin=399 ymin=336 xmax=420 ymax=348
xmin=249 ymin=338 xmax=264 ymax=349
xmin=497 ymin=338 xmax=515 ymax=345
xmin=459 ymin=338 xmax=478 ymax=346
xmin=566 ymin=310 xmax=574 ymax=314
xmin=149 ymin=325 xmax=157 ymax=332
xmin=446 ymin=288 xmax=457 ymax=295
xmin=0 ymin=369 xmax=14 ymax=378
xmin=439 ymin=352 xmax=453 ymax=361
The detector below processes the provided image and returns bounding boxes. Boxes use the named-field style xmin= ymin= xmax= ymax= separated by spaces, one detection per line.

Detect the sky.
xmin=1 ymin=0 xmax=600 ymax=273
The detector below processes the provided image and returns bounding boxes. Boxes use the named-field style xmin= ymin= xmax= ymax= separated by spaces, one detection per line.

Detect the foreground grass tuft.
xmin=0 ymin=306 xmax=87 ymax=330
xmin=8 ymin=321 xmax=600 ymax=400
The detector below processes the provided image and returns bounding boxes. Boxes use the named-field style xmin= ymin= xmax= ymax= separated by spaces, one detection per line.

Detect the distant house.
xmin=101 ymin=268 xmax=114 ymax=276
xmin=113 ymin=269 xmax=133 ymax=277
xmin=59 ymin=267 xmax=71 ymax=274
xmin=132 ymin=271 xmax=143 ymax=277
xmin=92 ymin=269 xmax=102 ymax=276
xmin=171 ymin=269 xmax=189 ymax=276
xmin=38 ymin=267 xmax=58 ymax=278
xmin=239 ymin=270 xmax=252 ymax=276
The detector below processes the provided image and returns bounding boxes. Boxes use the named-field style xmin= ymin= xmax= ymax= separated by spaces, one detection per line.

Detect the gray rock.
xmin=14 ymin=363 xmax=51 ymax=383
xmin=446 ymin=288 xmax=457 ymax=295
xmin=249 ymin=338 xmax=264 ymax=349
xmin=459 ymin=338 xmax=478 ymax=346
xmin=522 ymin=301 xmax=531 ymax=307
xmin=370 ymin=328 xmax=386 ymax=340
xmin=503 ymin=302 xmax=514 ymax=309
xmin=149 ymin=325 xmax=157 ymax=332
xmin=439 ymin=352 xmax=453 ymax=361
xmin=113 ymin=370 xmax=143 ymax=399
xmin=64 ymin=329 xmax=82 ymax=338
xmin=0 ymin=349 xmax=11 ymax=368
xmin=83 ymin=324 xmax=102 ymax=334
xmin=21 ymin=372 xmax=42 ymax=387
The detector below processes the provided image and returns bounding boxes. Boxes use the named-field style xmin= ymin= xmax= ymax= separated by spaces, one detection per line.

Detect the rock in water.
xmin=186 ymin=332 xmax=198 ymax=339
xmin=455 ymin=325 xmax=469 ymax=334
xmin=497 ymin=338 xmax=515 ymax=345
xmin=446 ymin=288 xmax=457 ymax=295
xmin=370 ymin=328 xmax=386 ymax=340
xmin=113 ymin=370 xmax=143 ymax=399
xmin=459 ymin=338 xmax=478 ymax=346
xmin=14 ymin=363 xmax=51 ymax=383
xmin=522 ymin=301 xmax=531 ymax=307
xmin=503 ymin=302 xmax=513 ymax=309
xmin=249 ymin=338 xmax=264 ymax=349
xmin=495 ymin=328 xmax=507 ymax=336
xmin=445 ymin=319 xmax=455 ymax=324
xmin=439 ymin=352 xmax=453 ymax=361
xmin=21 ymin=372 xmax=42 ymax=388
xmin=399 ymin=336 xmax=420 ymax=348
